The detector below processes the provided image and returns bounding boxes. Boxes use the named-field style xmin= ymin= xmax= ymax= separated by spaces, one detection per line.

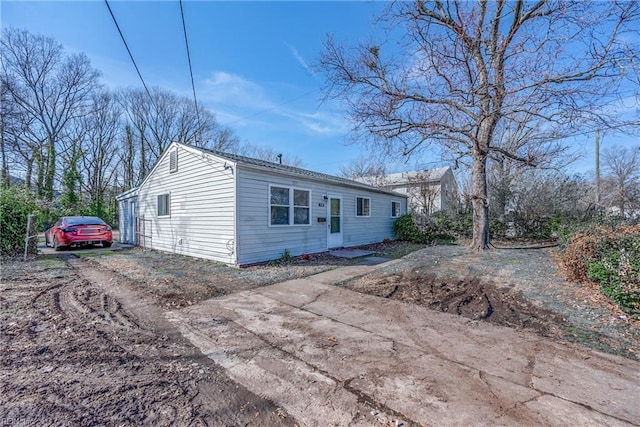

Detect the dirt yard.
xmin=0 ymin=255 xmax=297 ymax=426
xmin=1 ymin=241 xmax=638 ymax=425
xmin=345 ymin=243 xmax=640 ymax=361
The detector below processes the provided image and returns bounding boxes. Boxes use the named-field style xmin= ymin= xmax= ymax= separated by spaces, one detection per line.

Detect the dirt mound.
xmin=346 ymin=270 xmax=566 ymax=337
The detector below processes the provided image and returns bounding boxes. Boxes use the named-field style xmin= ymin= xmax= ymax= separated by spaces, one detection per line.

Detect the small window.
xmin=157 ymin=194 xmax=170 ymax=217
xmin=269 ymin=185 xmax=310 ymax=226
xmin=169 ymin=149 xmax=178 ymax=173
xmin=391 ymin=201 xmax=401 ymax=218
xmin=356 ymin=197 xmax=370 ymax=217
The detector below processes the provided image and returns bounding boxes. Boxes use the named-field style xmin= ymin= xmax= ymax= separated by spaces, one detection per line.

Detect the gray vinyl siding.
xmin=236 ymin=167 xmax=405 ymax=265
xmin=136 ymin=146 xmax=236 ymax=264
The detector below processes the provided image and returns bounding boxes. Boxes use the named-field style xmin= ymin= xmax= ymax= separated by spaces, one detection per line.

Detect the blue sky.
xmin=2 ymin=1 xmax=638 ymax=177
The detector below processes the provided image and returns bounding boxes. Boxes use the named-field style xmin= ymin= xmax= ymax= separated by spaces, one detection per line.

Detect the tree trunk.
xmin=25 ymin=158 xmax=33 ymax=190
xmin=470 ymin=150 xmax=490 ymax=250
xmin=35 ymin=150 xmax=45 ymax=197
xmin=0 ymin=131 xmax=8 ymax=187
xmin=44 ymin=136 xmax=56 ymax=201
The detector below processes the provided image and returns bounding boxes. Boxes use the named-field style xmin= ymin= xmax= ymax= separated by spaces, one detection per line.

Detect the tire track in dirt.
xmin=1 ymin=256 xmax=297 ymax=426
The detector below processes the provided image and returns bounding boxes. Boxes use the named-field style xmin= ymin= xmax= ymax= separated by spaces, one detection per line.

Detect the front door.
xmin=327 ymin=195 xmax=343 ymax=248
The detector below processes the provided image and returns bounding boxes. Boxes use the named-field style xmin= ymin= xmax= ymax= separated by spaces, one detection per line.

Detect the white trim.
xmin=268 ymin=184 xmax=312 ymax=227
xmin=157 ymin=193 xmax=171 ymax=218
xmin=327 ymin=194 xmax=343 ymax=248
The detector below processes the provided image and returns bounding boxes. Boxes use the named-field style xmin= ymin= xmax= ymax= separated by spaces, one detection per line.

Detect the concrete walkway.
xmin=167 ymin=264 xmax=640 ymax=426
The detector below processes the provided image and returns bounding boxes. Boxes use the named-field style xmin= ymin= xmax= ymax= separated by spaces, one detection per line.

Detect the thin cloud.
xmin=201 ymin=71 xmax=271 ymax=109
xmin=200 ymin=70 xmax=347 ymax=135
xmin=285 ymin=43 xmax=315 ymax=76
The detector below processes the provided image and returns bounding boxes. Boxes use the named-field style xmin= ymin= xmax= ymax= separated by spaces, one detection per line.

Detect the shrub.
xmin=0 ymin=187 xmax=44 ymax=256
xmin=393 ymin=213 xmax=455 ymax=244
xmin=562 ymin=225 xmax=640 ymax=318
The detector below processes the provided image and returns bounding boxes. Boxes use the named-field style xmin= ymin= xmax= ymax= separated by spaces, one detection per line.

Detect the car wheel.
xmin=103 ymin=241 xmax=112 ymax=248
xmin=53 ymin=236 xmax=64 ymax=251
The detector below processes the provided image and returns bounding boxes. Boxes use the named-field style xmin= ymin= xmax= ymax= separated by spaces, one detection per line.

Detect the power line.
xmin=104 ymin=0 xmax=155 ymax=105
xmin=104 ymin=0 xmax=166 ymax=149
xmin=179 ymin=0 xmax=201 ymax=133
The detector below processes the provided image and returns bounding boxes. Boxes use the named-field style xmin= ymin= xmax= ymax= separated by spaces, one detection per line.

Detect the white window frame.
xmin=169 ymin=149 xmax=178 ymax=173
xmin=157 ymin=193 xmax=170 ymax=217
xmin=268 ymin=184 xmax=311 ymax=227
xmin=356 ymin=196 xmax=371 ymax=217
xmin=391 ymin=201 xmax=401 ymax=218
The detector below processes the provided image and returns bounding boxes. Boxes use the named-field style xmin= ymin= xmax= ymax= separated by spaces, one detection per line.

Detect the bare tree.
xmin=405 ymin=171 xmax=441 ymax=215
xmin=0 ymin=28 xmax=100 ymax=201
xmin=119 ymin=87 xmax=235 ymax=186
xmin=77 ymin=91 xmax=122 ymax=217
xmin=339 ymin=155 xmax=387 ymax=185
xmin=601 ymin=145 xmax=640 ymax=217
xmin=319 ymin=1 xmax=640 ymax=249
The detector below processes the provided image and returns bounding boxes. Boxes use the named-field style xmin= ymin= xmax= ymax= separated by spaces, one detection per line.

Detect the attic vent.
xmin=169 ymin=149 xmax=178 ymax=173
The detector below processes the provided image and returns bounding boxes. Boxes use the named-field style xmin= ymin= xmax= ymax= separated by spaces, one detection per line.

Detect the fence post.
xmin=23 ymin=214 xmax=32 ymax=262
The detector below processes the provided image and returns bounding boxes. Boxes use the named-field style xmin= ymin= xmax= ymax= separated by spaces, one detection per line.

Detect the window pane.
xmin=270 ymin=187 xmax=289 ymax=205
xmin=271 ymin=206 xmax=289 ymax=225
xmin=293 ymin=189 xmax=309 ymax=207
xmin=392 ymin=202 xmax=400 ymax=217
xmin=330 ymin=216 xmax=340 ymax=233
xmin=294 ymin=207 xmax=309 ymax=224
xmin=158 ymin=194 xmax=169 ymax=216
xmin=331 ymin=198 xmax=340 ymax=216
xmin=357 ymin=197 xmax=370 ymax=216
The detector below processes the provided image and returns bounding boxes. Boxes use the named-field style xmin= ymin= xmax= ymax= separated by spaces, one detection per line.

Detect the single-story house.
xmin=117 ymin=142 xmax=407 ymax=266
xmin=356 ymin=168 xmax=459 ymax=215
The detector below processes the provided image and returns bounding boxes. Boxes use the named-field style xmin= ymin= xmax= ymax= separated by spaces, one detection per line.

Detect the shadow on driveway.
xmin=39 ymin=242 xmax=134 ymax=256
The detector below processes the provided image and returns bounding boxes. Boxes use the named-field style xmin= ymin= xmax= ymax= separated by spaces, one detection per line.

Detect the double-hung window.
xmin=157 ymin=194 xmax=170 ymax=217
xmin=270 ymin=185 xmax=310 ymax=226
xmin=356 ymin=196 xmax=370 ymax=217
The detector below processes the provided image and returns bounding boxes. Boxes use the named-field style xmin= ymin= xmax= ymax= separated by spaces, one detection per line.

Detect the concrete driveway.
xmin=167 ymin=265 xmax=640 ymax=426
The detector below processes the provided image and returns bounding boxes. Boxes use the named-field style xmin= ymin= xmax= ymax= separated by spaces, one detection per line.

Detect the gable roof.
xmin=126 ymin=142 xmax=406 ymax=198
xmin=197 ymin=145 xmax=406 ymax=197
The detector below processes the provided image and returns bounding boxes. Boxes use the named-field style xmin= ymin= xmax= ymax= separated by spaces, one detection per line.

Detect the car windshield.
xmin=65 ymin=217 xmax=106 ymax=226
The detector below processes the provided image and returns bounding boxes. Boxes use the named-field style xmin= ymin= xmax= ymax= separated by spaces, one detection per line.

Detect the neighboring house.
xmin=357 ymin=168 xmax=459 ymax=215
xmin=117 ymin=142 xmax=407 ymax=266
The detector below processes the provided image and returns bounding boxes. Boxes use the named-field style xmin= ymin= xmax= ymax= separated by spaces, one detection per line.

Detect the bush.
xmin=0 ymin=186 xmax=44 ymax=256
xmin=561 ymin=225 xmax=640 ymax=318
xmin=393 ymin=213 xmax=455 ymax=244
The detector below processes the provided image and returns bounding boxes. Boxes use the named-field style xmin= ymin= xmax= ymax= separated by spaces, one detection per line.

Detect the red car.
xmin=45 ymin=216 xmax=113 ymax=251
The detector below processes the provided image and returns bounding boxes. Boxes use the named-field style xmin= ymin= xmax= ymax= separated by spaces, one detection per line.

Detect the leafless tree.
xmin=601 ymin=145 xmax=640 ymax=217
xmin=339 ymin=155 xmax=387 ymax=185
xmin=119 ymin=87 xmax=236 ymax=187
xmin=406 ymin=171 xmax=441 ymax=215
xmin=76 ymin=91 xmax=122 ymax=215
xmin=1 ymin=28 xmax=100 ymax=201
xmin=319 ymin=1 xmax=640 ymax=249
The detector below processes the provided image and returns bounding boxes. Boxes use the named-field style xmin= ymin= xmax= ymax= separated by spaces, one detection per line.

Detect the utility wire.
xmin=104 ymin=0 xmax=155 ymax=105
xmin=179 ymin=0 xmax=201 ymax=136
xmin=104 ymin=0 xmax=165 ymax=151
